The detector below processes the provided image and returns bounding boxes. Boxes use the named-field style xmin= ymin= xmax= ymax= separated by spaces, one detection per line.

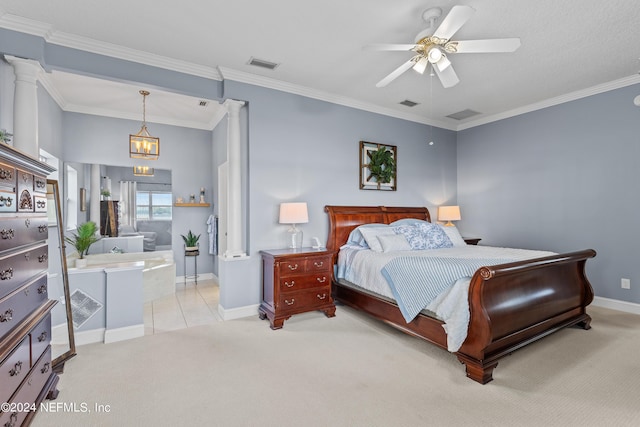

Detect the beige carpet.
xmin=32 ymin=305 xmax=640 ymax=427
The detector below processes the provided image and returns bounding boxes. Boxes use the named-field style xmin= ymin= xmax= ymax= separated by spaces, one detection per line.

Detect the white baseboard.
xmin=73 ymin=328 xmax=105 ymax=346
xmin=176 ymin=272 xmax=215 ymax=284
xmin=593 ymin=296 xmax=640 ymax=315
xmin=104 ymin=324 xmax=145 ymax=344
xmin=73 ymin=324 xmax=145 ymax=346
xmin=218 ymin=303 xmax=259 ymax=320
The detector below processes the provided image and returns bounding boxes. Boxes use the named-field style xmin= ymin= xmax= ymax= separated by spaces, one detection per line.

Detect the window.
xmin=136 ymin=191 xmax=172 ymax=220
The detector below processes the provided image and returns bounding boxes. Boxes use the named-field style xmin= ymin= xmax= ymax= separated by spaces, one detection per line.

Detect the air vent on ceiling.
xmin=446 ymin=109 xmax=481 ymax=120
xmin=198 ymin=100 xmax=209 ymax=107
xmin=247 ymin=57 xmax=280 ymax=70
xmin=399 ymin=99 xmax=419 ymax=107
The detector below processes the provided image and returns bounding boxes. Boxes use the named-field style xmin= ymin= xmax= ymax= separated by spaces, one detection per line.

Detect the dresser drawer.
xmin=30 ymin=314 xmax=51 ymax=363
xmin=279 ymin=272 xmax=330 ymax=292
xmin=0 ymin=346 xmax=51 ymax=427
xmin=277 ymin=286 xmax=332 ymax=314
xmin=0 ymin=243 xmax=49 ymax=299
xmin=278 ymin=254 xmax=333 ymax=276
xmin=0 ymin=274 xmax=48 ymax=339
xmin=32 ymin=175 xmax=47 ymax=195
xmin=16 ymin=169 xmax=35 ymax=213
xmin=0 ymin=336 xmax=30 ymax=405
xmin=0 ymin=216 xmax=48 ymax=252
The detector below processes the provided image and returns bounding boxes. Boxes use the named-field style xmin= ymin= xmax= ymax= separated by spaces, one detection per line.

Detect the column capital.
xmin=4 ymin=55 xmax=44 ymax=83
xmin=223 ymin=99 xmax=245 ymax=114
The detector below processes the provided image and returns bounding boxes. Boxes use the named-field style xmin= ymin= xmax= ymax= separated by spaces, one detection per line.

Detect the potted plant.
xmin=181 ymin=230 xmax=200 ymax=252
xmin=64 ymin=221 xmax=100 ymax=267
xmin=101 ymin=189 xmax=111 ymax=200
xmin=0 ymin=129 xmax=12 ymax=144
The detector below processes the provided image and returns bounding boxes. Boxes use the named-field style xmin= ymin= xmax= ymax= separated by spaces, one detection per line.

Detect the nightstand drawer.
xmin=279 ymin=273 xmax=330 ymax=291
xmin=277 ymin=287 xmax=332 ymax=313
xmin=278 ymin=254 xmax=333 ymax=276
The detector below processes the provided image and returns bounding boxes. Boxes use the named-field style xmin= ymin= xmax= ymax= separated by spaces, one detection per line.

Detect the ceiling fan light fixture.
xmin=413 ymin=57 xmax=429 ymax=74
xmin=427 ymin=48 xmax=443 ymax=64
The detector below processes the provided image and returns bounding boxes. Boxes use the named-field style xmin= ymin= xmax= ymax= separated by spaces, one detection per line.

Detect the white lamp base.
xmin=287 ymin=225 xmax=303 ymax=249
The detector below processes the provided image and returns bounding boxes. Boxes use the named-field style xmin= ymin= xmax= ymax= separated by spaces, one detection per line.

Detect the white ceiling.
xmin=1 ymin=0 xmax=640 ymax=130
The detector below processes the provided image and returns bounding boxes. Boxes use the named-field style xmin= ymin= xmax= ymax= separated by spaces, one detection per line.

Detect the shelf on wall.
xmin=174 ymin=203 xmax=210 ymax=207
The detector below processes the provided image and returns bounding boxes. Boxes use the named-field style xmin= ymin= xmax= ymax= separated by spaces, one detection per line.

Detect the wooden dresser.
xmin=0 ymin=144 xmax=58 ymax=426
xmin=259 ymin=248 xmax=336 ymax=329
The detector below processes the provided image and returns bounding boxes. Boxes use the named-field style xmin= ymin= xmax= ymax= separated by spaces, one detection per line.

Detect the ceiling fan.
xmin=370 ymin=5 xmax=521 ymax=89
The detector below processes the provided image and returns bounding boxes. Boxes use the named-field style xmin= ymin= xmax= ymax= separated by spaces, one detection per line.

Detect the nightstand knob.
xmin=316 ymin=276 xmax=327 ymax=283
xmin=284 ymin=299 xmax=295 ymax=306
xmin=285 ymin=280 xmax=295 ymax=287
xmin=317 ymin=293 xmax=327 ymax=300
xmin=287 ymin=263 xmax=299 ymax=271
xmin=314 ymin=261 xmax=324 ymax=267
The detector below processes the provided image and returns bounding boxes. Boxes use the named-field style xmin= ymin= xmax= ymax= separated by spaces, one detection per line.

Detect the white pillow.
xmin=439 ymin=225 xmax=467 ymax=247
xmin=377 ymin=234 xmax=411 ymax=253
xmin=359 ymin=226 xmax=396 ymax=252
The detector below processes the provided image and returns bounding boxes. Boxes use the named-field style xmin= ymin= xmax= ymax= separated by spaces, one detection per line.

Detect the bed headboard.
xmin=324 ymin=205 xmax=431 ymax=252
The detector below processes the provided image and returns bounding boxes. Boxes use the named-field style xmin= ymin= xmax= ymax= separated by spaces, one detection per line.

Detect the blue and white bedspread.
xmin=338 ymin=245 xmax=555 ymax=352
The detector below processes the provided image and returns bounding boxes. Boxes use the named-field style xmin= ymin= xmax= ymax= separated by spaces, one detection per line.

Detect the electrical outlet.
xmin=621 ymin=278 xmax=631 ymax=289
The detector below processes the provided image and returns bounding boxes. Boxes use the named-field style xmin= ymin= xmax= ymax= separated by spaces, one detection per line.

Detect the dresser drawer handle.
xmin=284 ymin=298 xmax=295 ymax=306
xmin=316 ymin=276 xmax=327 ymax=283
xmin=38 ymin=253 xmax=48 ymax=263
xmin=0 ymin=268 xmax=13 ymax=280
xmin=0 ymin=168 xmax=13 ymax=180
xmin=38 ymin=331 xmax=48 ymax=342
xmin=38 ymin=224 xmax=48 ymax=233
xmin=287 ymin=263 xmax=299 ymax=271
xmin=6 ymin=412 xmax=18 ymax=427
xmin=37 ymin=284 xmax=47 ymax=294
xmin=1 ymin=228 xmax=15 ymax=239
xmin=36 ymin=200 xmax=46 ymax=209
xmin=41 ymin=362 xmax=50 ymax=374
xmin=0 ymin=195 xmax=12 ymax=207
xmin=284 ymin=280 xmax=295 ymax=288
xmin=25 ymin=218 xmax=30 ymax=227
xmin=9 ymin=360 xmax=22 ymax=377
xmin=0 ymin=309 xmax=13 ymax=322
xmin=36 ymin=179 xmax=46 ymax=189
xmin=314 ymin=261 xmax=324 ymax=267
xmin=317 ymin=293 xmax=327 ymax=300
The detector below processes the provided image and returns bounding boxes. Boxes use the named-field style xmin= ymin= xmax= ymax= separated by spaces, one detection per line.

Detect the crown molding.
xmin=457 ymin=74 xmax=640 ymax=131
xmin=218 ymin=67 xmax=457 ymax=131
xmin=0 ymin=13 xmax=221 ymax=81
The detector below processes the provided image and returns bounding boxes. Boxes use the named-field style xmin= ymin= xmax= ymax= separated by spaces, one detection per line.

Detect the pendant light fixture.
xmin=129 ymin=90 xmax=159 ymax=160
xmin=133 ymin=166 xmax=155 ymax=176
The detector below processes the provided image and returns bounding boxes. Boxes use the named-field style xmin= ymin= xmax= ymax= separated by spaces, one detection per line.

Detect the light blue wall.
xmin=221 ymin=81 xmax=458 ymax=308
xmin=457 ymin=83 xmax=640 ymax=304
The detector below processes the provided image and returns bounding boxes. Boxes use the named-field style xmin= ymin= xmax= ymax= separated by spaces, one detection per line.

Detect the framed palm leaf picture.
xmin=359 ymin=141 xmax=397 ymax=191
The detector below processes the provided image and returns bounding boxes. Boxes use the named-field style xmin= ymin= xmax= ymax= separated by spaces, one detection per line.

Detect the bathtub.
xmin=72 ymin=250 xmax=176 ymax=303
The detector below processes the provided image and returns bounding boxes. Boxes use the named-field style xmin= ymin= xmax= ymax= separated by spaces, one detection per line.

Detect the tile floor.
xmin=143 ymin=278 xmax=222 ymax=335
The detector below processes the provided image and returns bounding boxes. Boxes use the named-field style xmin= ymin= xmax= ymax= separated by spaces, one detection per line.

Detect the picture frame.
xmin=359 ymin=141 xmax=397 ymax=191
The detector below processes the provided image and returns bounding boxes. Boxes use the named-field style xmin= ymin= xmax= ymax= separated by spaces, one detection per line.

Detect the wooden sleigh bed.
xmin=325 ymin=205 xmax=596 ymax=384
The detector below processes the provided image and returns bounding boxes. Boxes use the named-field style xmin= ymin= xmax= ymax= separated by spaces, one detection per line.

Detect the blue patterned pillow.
xmin=393 ymin=223 xmax=453 ymax=250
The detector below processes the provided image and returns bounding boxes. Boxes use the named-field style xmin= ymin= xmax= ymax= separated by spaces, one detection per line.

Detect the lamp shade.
xmin=438 ymin=205 xmax=461 ymax=226
xmin=279 ymin=202 xmax=309 ymax=224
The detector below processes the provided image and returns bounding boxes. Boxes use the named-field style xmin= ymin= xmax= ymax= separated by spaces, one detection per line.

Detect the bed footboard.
xmin=457 ymin=249 xmax=596 ymax=384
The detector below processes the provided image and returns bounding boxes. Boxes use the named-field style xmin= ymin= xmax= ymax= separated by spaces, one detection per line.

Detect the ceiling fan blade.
xmin=376 ymin=57 xmax=418 ymax=87
xmin=449 ymin=38 xmax=521 ymax=53
xmin=435 ymin=55 xmax=452 ymax=72
xmin=433 ymin=62 xmax=460 ymax=88
xmin=432 ymin=5 xmax=475 ymax=40
xmin=365 ymin=43 xmax=418 ymax=51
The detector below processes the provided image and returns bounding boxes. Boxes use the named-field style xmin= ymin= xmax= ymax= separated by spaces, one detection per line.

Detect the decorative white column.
xmin=4 ymin=56 xmax=43 ymax=158
xmin=224 ymin=99 xmax=247 ymax=258
xmin=90 ymin=164 xmax=101 ymax=225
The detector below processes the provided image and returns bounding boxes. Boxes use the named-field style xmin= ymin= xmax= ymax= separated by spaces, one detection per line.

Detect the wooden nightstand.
xmin=259 ymin=248 xmax=336 ymax=329
xmin=464 ymin=238 xmax=481 ymax=245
